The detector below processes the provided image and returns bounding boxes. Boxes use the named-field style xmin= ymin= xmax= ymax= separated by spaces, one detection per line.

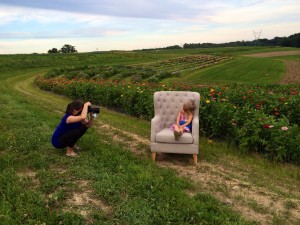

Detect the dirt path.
xmin=244 ymin=50 xmax=300 ymax=58
xmin=279 ymin=61 xmax=300 ymax=84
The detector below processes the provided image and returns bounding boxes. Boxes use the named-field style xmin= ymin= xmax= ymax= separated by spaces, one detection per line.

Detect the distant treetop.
xmin=48 ymin=44 xmax=78 ymax=54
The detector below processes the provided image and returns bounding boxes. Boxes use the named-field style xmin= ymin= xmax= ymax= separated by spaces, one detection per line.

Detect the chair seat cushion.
xmin=155 ymin=128 xmax=194 ymax=144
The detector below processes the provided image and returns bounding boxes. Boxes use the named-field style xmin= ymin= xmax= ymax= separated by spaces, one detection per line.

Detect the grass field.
xmin=0 ymin=47 xmax=299 ymax=224
xmin=163 ymin=56 xmax=286 ymax=85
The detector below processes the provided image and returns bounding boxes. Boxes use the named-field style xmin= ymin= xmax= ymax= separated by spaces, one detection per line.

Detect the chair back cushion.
xmin=154 ymin=91 xmax=200 ymax=128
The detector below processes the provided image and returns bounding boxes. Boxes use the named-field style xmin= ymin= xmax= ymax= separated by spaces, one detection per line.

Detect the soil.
xmin=279 ymin=61 xmax=300 ymax=84
xmin=244 ymin=50 xmax=300 ymax=58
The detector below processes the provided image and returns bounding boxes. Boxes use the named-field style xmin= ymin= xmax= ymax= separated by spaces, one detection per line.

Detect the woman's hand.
xmin=66 ymin=102 xmax=92 ymax=124
xmin=85 ymin=102 xmax=92 ymax=107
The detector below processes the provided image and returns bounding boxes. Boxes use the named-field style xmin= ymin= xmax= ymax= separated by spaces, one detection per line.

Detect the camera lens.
xmin=88 ymin=106 xmax=100 ymax=114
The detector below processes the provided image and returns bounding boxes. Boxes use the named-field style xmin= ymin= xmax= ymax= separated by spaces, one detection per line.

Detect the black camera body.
xmin=88 ymin=106 xmax=100 ymax=114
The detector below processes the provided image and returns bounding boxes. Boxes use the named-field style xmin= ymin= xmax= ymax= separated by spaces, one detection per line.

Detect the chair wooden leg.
xmin=193 ymin=154 xmax=198 ymax=165
xmin=151 ymin=152 xmax=156 ymax=161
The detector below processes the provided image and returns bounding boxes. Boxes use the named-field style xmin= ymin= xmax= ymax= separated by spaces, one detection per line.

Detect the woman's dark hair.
xmin=66 ymin=100 xmax=84 ymax=114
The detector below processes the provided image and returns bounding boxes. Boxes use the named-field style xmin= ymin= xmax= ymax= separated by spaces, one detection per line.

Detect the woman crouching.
xmin=51 ymin=100 xmax=94 ymax=157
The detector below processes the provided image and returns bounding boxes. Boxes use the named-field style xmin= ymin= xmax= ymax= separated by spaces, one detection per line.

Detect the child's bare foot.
xmin=174 ymin=131 xmax=180 ymax=140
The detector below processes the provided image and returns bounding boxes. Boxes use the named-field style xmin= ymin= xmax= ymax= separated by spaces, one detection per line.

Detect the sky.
xmin=0 ymin=0 xmax=299 ymax=54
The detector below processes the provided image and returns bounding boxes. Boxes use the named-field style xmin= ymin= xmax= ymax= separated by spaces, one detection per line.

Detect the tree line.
xmin=49 ymin=33 xmax=299 ymax=53
xmin=183 ymin=32 xmax=300 ymax=49
xmin=139 ymin=33 xmax=300 ymax=51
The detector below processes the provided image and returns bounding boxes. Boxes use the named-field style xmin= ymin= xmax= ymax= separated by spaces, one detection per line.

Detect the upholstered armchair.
xmin=151 ymin=91 xmax=200 ymax=164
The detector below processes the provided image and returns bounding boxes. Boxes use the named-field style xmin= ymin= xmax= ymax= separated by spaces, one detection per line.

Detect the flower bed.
xmin=42 ymin=55 xmax=232 ymax=83
xmin=34 ymin=74 xmax=300 ymax=165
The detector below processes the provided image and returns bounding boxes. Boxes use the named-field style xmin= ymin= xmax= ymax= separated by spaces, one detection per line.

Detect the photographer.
xmin=51 ymin=100 xmax=96 ymax=157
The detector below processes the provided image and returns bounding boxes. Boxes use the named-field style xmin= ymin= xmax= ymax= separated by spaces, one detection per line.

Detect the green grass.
xmin=0 ymin=69 xmax=256 ymax=225
xmin=1 ymin=46 xmax=298 ymax=72
xmin=269 ymin=54 xmax=300 ymax=61
xmin=164 ymin=56 xmax=286 ymax=85
xmin=1 ymin=47 xmax=300 ymax=224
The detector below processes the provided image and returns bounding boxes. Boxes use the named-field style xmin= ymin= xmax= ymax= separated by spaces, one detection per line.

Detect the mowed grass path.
xmin=0 ymin=70 xmax=254 ymax=224
xmin=164 ymin=56 xmax=286 ymax=85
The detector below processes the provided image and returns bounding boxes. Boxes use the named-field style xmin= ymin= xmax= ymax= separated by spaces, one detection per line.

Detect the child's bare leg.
xmin=174 ymin=125 xmax=181 ymax=140
xmin=179 ymin=127 xmax=184 ymax=135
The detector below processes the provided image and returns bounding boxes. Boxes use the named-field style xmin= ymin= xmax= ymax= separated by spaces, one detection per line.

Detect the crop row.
xmin=34 ymin=75 xmax=300 ymax=165
xmin=43 ymin=55 xmax=232 ymax=83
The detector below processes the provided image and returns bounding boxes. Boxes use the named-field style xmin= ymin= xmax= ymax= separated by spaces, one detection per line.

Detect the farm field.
xmin=0 ymin=47 xmax=300 ymax=224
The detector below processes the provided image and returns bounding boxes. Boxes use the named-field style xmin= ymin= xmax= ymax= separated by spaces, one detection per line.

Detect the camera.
xmin=88 ymin=106 xmax=100 ymax=114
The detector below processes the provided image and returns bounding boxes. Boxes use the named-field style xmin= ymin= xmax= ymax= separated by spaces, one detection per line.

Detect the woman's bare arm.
xmin=66 ymin=102 xmax=91 ymax=123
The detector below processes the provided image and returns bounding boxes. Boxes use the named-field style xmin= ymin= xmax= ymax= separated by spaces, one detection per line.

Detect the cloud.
xmin=0 ymin=0 xmax=299 ymax=53
xmin=0 ymin=5 xmax=109 ymax=25
xmin=0 ymin=0 xmax=207 ymax=19
xmin=206 ymin=1 xmax=300 ymax=25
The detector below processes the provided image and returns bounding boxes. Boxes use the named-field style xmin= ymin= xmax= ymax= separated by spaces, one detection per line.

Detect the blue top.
xmin=51 ymin=113 xmax=81 ymax=149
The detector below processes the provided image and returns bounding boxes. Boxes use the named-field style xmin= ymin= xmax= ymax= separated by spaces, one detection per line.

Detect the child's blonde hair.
xmin=183 ymin=99 xmax=195 ymax=114
xmin=188 ymin=99 xmax=196 ymax=111
xmin=183 ymin=102 xmax=190 ymax=113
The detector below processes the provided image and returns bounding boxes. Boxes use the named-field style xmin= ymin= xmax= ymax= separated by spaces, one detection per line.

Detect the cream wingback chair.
xmin=151 ymin=91 xmax=200 ymax=164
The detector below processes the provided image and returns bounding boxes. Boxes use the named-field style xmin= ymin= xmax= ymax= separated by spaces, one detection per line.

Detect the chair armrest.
xmin=192 ymin=116 xmax=199 ymax=145
xmin=151 ymin=115 xmax=161 ymax=142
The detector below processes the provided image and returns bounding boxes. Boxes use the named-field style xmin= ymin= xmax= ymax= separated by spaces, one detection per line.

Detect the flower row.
xmin=34 ymin=75 xmax=300 ymax=164
xmin=43 ymin=55 xmax=232 ymax=83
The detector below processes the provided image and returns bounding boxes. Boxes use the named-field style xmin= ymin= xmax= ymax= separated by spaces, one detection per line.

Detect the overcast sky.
xmin=0 ymin=0 xmax=299 ymax=54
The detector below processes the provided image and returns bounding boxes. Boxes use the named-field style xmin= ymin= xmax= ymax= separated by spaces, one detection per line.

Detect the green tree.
xmin=60 ymin=44 xmax=78 ymax=53
xmin=47 ymin=48 xmax=59 ymax=53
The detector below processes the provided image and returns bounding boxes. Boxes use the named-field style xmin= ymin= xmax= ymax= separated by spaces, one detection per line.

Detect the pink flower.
xmin=281 ymin=126 xmax=288 ymax=131
xmin=269 ymin=125 xmax=274 ymax=128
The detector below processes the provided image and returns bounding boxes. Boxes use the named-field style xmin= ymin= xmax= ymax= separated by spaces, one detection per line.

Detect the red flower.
xmin=243 ymin=96 xmax=247 ymax=99
xmin=255 ymin=104 xmax=260 ymax=110
xmin=274 ymin=111 xmax=280 ymax=116
xmin=263 ymin=124 xmax=270 ymax=128
xmin=291 ymin=90 xmax=299 ymax=95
